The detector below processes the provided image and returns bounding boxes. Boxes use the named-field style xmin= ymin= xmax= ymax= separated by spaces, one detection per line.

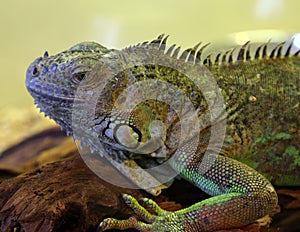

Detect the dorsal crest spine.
xmin=128 ymin=34 xmax=300 ymax=67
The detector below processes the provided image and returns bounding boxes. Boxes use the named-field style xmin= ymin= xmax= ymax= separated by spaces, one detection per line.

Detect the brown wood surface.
xmin=0 ymin=122 xmax=299 ymax=231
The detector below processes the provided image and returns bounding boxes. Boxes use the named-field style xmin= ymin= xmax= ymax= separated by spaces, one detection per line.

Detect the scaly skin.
xmin=26 ymin=35 xmax=300 ymax=231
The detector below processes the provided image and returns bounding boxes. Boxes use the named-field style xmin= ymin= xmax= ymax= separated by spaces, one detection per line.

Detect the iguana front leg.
xmin=97 ymin=137 xmax=278 ymax=231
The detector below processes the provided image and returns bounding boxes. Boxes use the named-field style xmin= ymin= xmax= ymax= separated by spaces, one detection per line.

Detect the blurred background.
xmin=0 ymin=0 xmax=299 ymax=109
xmin=0 ymin=2 xmax=299 ymax=228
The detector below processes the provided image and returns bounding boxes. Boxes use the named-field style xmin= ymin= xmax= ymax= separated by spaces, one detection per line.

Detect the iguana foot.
xmin=97 ymin=194 xmax=171 ymax=232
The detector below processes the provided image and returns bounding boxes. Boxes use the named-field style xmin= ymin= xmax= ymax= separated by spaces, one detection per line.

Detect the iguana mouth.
xmin=26 ymin=78 xmax=75 ymax=105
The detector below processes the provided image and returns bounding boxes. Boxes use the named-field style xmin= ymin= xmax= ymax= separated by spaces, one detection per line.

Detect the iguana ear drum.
xmin=114 ymin=124 xmax=142 ymax=149
xmin=94 ymin=113 xmax=143 ymax=149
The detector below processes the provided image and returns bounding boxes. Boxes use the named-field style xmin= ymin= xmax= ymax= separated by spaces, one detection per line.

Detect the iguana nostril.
xmin=32 ymin=66 xmax=39 ymax=77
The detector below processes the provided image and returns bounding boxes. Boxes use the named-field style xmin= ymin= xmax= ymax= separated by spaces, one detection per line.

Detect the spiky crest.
xmin=127 ymin=34 xmax=300 ymax=67
xmin=269 ymin=42 xmax=284 ymax=58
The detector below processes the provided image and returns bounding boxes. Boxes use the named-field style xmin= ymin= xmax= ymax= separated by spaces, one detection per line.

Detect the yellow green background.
xmin=1 ymin=0 xmax=299 ymax=109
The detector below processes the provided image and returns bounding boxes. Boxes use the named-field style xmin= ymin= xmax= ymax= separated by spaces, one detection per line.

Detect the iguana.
xmin=25 ymin=34 xmax=300 ymax=231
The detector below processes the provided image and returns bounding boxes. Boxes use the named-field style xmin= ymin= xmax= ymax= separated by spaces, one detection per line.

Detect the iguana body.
xmin=26 ymin=34 xmax=299 ymax=231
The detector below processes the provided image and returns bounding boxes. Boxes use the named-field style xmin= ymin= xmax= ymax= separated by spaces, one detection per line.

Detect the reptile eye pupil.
xmin=74 ymin=73 xmax=86 ymax=82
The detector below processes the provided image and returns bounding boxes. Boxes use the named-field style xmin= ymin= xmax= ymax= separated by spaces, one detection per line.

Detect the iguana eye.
xmin=114 ymin=124 xmax=142 ymax=149
xmin=71 ymin=65 xmax=91 ymax=83
xmin=73 ymin=72 xmax=87 ymax=82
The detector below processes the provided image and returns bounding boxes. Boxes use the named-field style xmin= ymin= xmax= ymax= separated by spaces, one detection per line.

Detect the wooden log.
xmin=0 ymin=155 xmax=144 ymax=232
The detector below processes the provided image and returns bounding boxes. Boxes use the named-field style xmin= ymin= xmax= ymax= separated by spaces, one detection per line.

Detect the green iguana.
xmin=26 ymin=34 xmax=300 ymax=231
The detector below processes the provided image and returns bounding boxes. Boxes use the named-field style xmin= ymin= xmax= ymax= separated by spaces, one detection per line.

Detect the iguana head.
xmin=26 ymin=42 xmax=110 ymax=133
